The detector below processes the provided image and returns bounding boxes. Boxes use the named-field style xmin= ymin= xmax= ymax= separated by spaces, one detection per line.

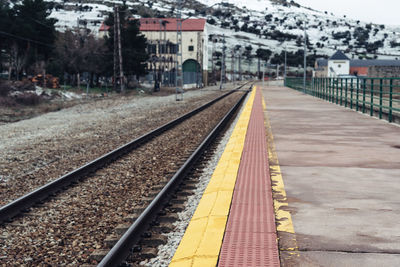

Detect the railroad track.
xmin=0 ymin=83 xmax=251 ymax=265
xmin=97 ymin=86 xmax=251 ymax=266
xmin=113 ymin=108 xmax=245 ymax=266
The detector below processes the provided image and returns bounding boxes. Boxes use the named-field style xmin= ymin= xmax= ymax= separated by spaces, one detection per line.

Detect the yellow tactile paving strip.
xmin=169 ymin=88 xmax=256 ymax=267
xmin=262 ymin=95 xmax=295 ymax=234
xmin=262 ymin=92 xmax=299 ymax=258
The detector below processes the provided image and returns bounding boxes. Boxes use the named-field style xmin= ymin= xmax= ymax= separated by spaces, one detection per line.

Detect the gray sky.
xmin=295 ymin=0 xmax=400 ymax=26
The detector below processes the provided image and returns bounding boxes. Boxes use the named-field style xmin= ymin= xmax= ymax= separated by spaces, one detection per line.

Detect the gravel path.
xmin=141 ymin=92 xmax=250 ymax=267
xmin=0 ymin=85 xmax=242 ymax=206
xmin=0 ymin=92 xmax=244 ymax=265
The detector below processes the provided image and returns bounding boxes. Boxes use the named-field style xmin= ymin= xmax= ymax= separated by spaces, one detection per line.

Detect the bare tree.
xmin=55 ymin=30 xmax=107 ymax=89
xmin=9 ymin=42 xmax=28 ymax=80
xmin=83 ymin=35 xmax=107 ymax=87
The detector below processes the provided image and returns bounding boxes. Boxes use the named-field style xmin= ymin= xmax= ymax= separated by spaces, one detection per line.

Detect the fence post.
xmin=315 ymin=78 xmax=317 ymax=97
xmin=326 ymin=78 xmax=329 ymax=101
xmin=370 ymin=79 xmax=374 ymax=117
xmin=362 ymin=79 xmax=366 ymax=113
xmin=350 ymin=78 xmax=354 ymax=109
xmin=345 ymin=78 xmax=348 ymax=107
xmin=333 ymin=78 xmax=336 ymax=103
xmin=389 ymin=79 xmax=393 ymax=122
xmin=356 ymin=78 xmax=359 ymax=111
xmin=319 ymin=78 xmax=322 ymax=98
xmin=311 ymin=78 xmax=314 ymax=96
xmin=325 ymin=78 xmax=327 ymax=100
xmin=336 ymin=79 xmax=339 ymax=104
xmin=379 ymin=79 xmax=383 ymax=119
xmin=328 ymin=78 xmax=330 ymax=102
xmin=318 ymin=78 xmax=320 ymax=98
xmin=340 ymin=79 xmax=343 ymax=105
xmin=313 ymin=78 xmax=316 ymax=96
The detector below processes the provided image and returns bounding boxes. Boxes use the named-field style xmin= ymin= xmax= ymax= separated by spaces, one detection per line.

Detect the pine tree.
xmin=7 ymin=0 xmax=57 ymax=79
xmin=0 ymin=2 xmax=12 ymax=74
xmin=104 ymin=6 xmax=149 ymax=88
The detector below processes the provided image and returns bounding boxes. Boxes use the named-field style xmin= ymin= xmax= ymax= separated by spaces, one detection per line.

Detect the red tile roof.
xmin=99 ymin=18 xmax=206 ymax=33
xmin=99 ymin=21 xmax=110 ymax=32
xmin=139 ymin=18 xmax=206 ymax=32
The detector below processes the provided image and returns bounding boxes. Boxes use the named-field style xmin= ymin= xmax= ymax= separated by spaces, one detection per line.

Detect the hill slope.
xmin=48 ymin=0 xmax=400 ymax=63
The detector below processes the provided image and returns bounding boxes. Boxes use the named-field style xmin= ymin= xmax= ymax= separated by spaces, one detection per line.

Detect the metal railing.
xmin=285 ymin=77 xmax=400 ymax=123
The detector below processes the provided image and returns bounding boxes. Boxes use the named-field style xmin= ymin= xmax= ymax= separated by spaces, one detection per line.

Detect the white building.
xmin=99 ymin=18 xmax=209 ymax=87
xmin=139 ymin=18 xmax=208 ymax=88
xmin=327 ymin=50 xmax=350 ymax=77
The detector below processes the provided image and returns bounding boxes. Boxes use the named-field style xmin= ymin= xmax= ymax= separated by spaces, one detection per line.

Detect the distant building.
xmin=315 ymin=51 xmax=400 ymax=78
xmin=98 ymin=22 xmax=110 ymax=39
xmin=139 ymin=18 xmax=208 ymax=88
xmin=98 ymin=18 xmax=209 ymax=88
xmin=327 ymin=51 xmax=350 ymax=77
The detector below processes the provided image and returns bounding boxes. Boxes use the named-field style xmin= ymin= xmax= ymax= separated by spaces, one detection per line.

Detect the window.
xmin=188 ymin=45 xmax=194 ymax=52
xmin=170 ymin=44 xmax=178 ymax=54
xmin=147 ymin=44 xmax=157 ymax=54
xmin=159 ymin=44 xmax=167 ymax=54
xmin=338 ymin=64 xmax=341 ymax=68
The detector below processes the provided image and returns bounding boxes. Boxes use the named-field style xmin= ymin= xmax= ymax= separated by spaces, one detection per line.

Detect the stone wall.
xmin=368 ymin=66 xmax=400 ymax=78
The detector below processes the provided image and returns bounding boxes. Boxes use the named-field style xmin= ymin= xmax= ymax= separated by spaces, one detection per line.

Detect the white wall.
xmin=141 ymin=29 xmax=208 ymax=71
xmin=328 ymin=60 xmax=350 ymax=77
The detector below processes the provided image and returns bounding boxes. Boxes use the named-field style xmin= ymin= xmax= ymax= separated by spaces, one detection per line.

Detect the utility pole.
xmin=211 ymin=35 xmax=216 ymax=85
xmin=219 ymin=34 xmax=226 ymax=90
xmin=303 ymin=23 xmax=307 ymax=93
xmin=113 ymin=6 xmax=117 ymax=92
xmin=113 ymin=6 xmax=124 ymax=92
xmin=231 ymin=50 xmax=235 ymax=83
xmin=257 ymin=45 xmax=261 ymax=79
xmin=248 ymin=58 xmax=250 ymax=76
xmin=262 ymin=61 xmax=265 ymax=87
xmin=175 ymin=0 xmax=183 ymax=101
xmin=238 ymin=50 xmax=242 ymax=81
xmin=284 ymin=48 xmax=287 ymax=87
xmin=116 ymin=6 xmax=124 ymax=92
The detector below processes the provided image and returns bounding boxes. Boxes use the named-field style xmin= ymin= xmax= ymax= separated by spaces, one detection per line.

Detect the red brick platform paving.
xmin=218 ymin=88 xmax=280 ymax=267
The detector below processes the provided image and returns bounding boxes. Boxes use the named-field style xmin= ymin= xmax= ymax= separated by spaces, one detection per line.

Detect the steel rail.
xmin=98 ymin=85 xmax=252 ymax=267
xmin=0 ymin=84 xmax=249 ymax=224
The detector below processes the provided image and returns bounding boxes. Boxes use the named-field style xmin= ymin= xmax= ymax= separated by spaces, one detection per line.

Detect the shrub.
xmin=0 ymin=96 xmax=16 ymax=106
xmin=15 ymin=93 xmax=42 ymax=106
xmin=207 ymin=18 xmax=216 ymax=25
xmin=0 ymin=81 xmax=10 ymax=97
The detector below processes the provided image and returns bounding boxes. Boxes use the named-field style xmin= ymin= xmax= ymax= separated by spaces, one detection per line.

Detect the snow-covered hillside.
xmin=47 ymin=0 xmax=400 ymax=62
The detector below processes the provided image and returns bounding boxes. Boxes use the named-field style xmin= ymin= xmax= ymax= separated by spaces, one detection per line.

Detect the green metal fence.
xmin=285 ymin=77 xmax=400 ymax=123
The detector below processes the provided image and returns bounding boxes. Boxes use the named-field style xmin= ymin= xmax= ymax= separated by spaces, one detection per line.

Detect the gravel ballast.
xmin=0 ymin=85 xmax=244 ymax=206
xmin=0 ymin=91 xmax=245 ymax=265
xmin=141 ymin=92 xmax=250 ymax=266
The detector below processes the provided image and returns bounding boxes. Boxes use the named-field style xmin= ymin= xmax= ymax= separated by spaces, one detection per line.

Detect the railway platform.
xmin=169 ymin=83 xmax=400 ymax=267
xmin=262 ymin=84 xmax=400 ymax=266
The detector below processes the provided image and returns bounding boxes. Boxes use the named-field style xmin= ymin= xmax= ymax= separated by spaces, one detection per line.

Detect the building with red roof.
xmin=139 ymin=18 xmax=206 ymax=32
xmin=98 ymin=21 xmax=110 ymax=39
xmin=98 ymin=17 xmax=209 ymax=87
xmin=314 ymin=51 xmax=400 ymax=78
xmin=139 ymin=18 xmax=208 ymax=87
